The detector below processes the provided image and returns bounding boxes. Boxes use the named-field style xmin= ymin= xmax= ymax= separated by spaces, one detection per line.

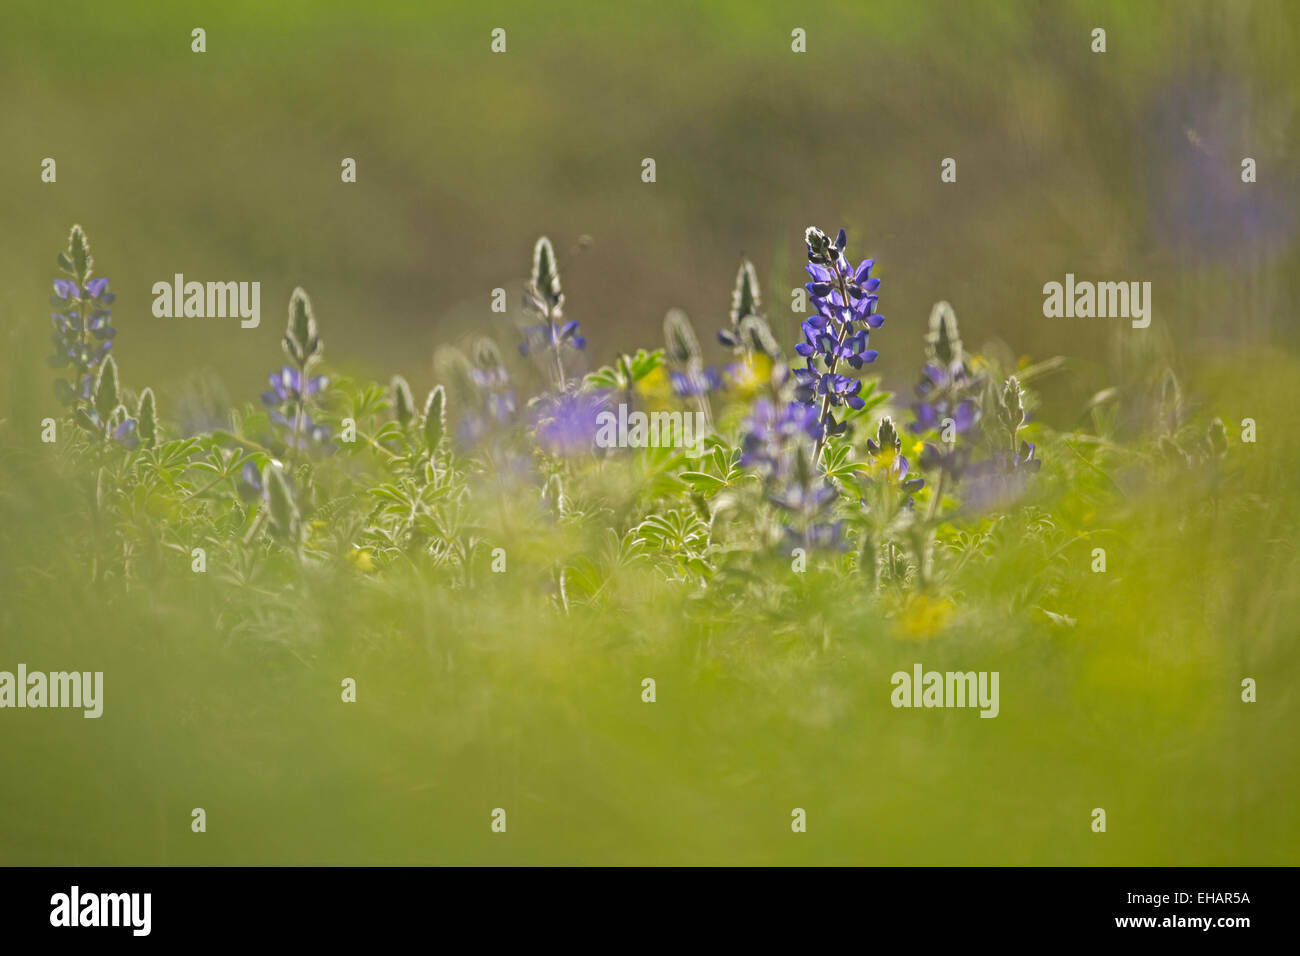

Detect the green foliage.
xmin=585 ymin=348 xmax=664 ymax=392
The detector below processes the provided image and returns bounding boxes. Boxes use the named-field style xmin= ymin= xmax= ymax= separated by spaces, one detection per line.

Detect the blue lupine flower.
xmin=530 ymin=389 xmax=607 ymax=458
xmin=907 ymin=303 xmax=984 ymax=502
xmin=793 ymin=228 xmax=885 ymax=450
xmin=111 ymin=416 xmax=139 ymax=449
xmin=909 ymin=302 xmax=982 ymax=442
xmin=918 ymin=440 xmax=973 ymax=482
xmin=469 ymin=365 xmax=517 ymax=423
xmin=261 ymin=365 xmax=328 ymax=405
xmin=238 ymin=461 xmax=266 ymax=503
xmin=74 ymin=405 xmax=140 ymax=450
xmin=48 ymin=227 xmax=117 ymax=408
xmin=261 ymin=365 xmax=332 ymax=450
xmin=742 ymin=397 xmax=843 ymax=550
xmin=910 ymin=360 xmax=981 ymax=436
xmin=963 ymin=442 xmax=1041 ymax=512
xmin=520 ymin=318 xmax=586 ymax=355
xmin=741 ymin=398 xmax=823 ymax=477
xmin=262 ymin=288 xmax=333 ymax=454
xmin=669 ymin=366 xmax=723 ymax=398
xmin=961 ymin=375 xmax=1042 ymax=511
xmin=455 ymin=338 xmax=520 ymax=450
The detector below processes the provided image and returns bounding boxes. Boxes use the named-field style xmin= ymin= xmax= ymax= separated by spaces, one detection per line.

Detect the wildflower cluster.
xmin=34 ymin=221 xmax=1250 ymax=631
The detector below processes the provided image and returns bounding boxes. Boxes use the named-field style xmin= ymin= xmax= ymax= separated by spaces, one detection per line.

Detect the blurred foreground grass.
xmin=1 ymin=347 xmax=1296 ymax=865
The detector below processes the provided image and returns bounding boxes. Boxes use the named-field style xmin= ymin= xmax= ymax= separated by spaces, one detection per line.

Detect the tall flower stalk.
xmin=793 ymin=228 xmax=884 ymax=461
xmin=910 ymin=302 xmax=981 ymax=520
xmin=663 ymin=308 xmax=718 ymax=430
xmin=49 ymin=225 xmax=115 ymax=411
xmin=263 ymin=287 xmax=331 ymax=460
xmin=717 ymin=258 xmax=779 ymax=365
xmin=520 ymin=236 xmax=584 ymax=391
xmin=48 ymin=225 xmax=144 ymax=447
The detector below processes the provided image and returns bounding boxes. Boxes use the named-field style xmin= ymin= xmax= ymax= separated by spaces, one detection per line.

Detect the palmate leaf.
xmin=137 ymin=437 xmax=202 ymax=479
xmin=679 ymin=444 xmax=748 ymax=495
xmin=628 ymin=348 xmax=664 ymax=381
xmin=555 ymin=530 xmax=648 ymax=610
xmin=345 ymin=380 xmax=390 ymax=421
xmin=368 ymin=483 xmax=411 ymax=506
xmin=585 ymin=348 xmax=665 ymax=391
xmin=679 ymin=471 xmax=727 ymax=493
xmin=557 ymin=559 xmax=603 ymax=608
xmin=633 ymin=509 xmax=710 ymax=556
xmin=820 ymin=439 xmax=867 ymax=483
xmin=372 ymin=421 xmax=405 ymax=444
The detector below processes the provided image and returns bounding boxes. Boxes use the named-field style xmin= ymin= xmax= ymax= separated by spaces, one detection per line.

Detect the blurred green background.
xmin=2 ymin=0 xmax=1299 ymax=865
xmin=2 ymin=0 xmax=1296 ymax=411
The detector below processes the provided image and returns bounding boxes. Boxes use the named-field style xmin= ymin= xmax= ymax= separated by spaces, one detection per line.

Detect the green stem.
xmin=927 ymin=466 xmax=947 ymax=523
xmin=553 ymin=326 xmax=567 ymax=391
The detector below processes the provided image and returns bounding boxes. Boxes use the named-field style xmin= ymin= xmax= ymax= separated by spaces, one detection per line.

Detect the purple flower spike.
xmin=48 ymin=229 xmax=118 ymax=409
xmin=794 ymin=227 xmax=886 ymax=450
